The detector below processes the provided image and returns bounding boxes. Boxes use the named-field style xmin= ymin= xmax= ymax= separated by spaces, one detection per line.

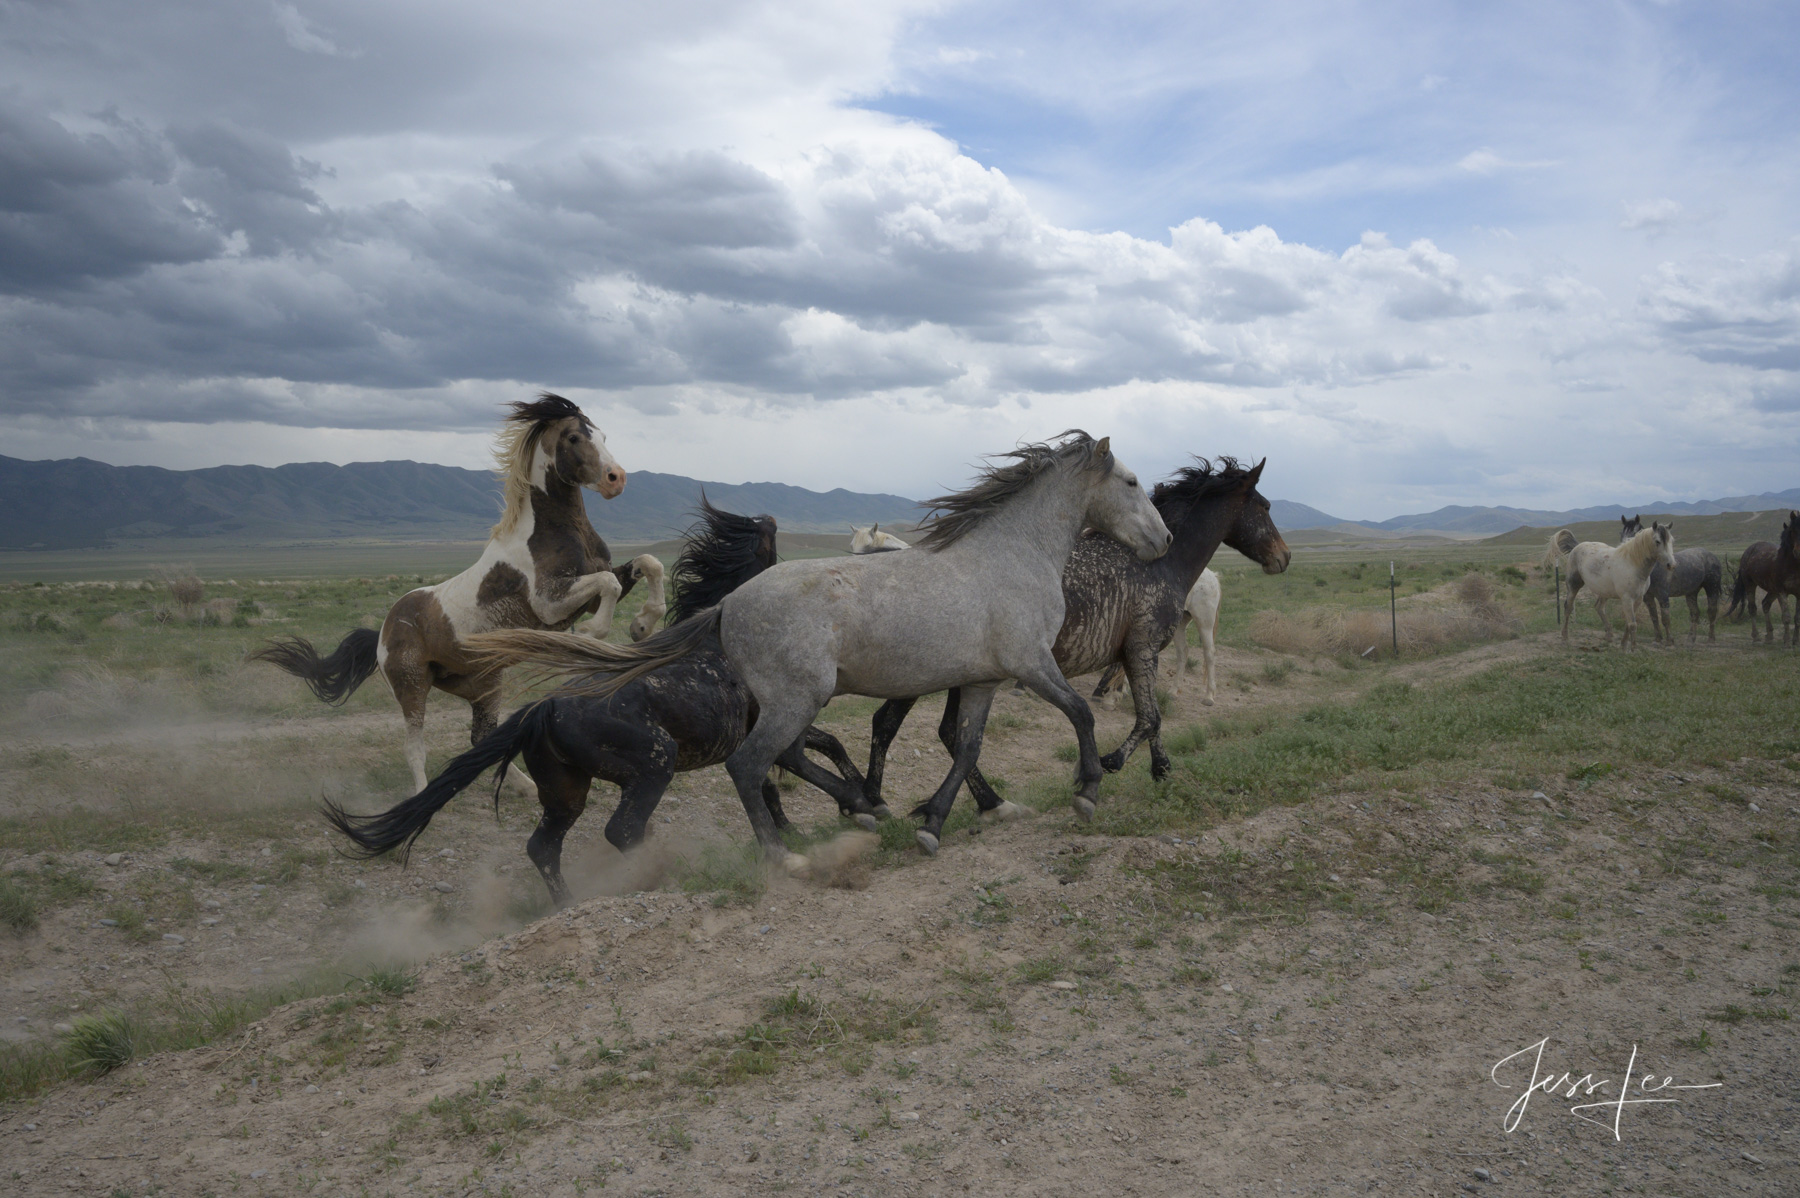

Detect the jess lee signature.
xmin=1490 ymin=1038 xmax=1721 ymax=1140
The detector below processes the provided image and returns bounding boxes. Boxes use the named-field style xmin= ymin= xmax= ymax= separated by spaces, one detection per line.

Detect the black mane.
xmin=915 ymin=431 xmax=1106 ymax=552
xmin=1150 ymin=457 xmax=1257 ymax=531
xmin=667 ymin=495 xmax=778 ymax=626
xmin=508 ymin=391 xmax=593 ymax=432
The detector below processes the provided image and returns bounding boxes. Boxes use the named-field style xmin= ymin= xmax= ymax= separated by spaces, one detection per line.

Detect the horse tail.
xmin=465 ymin=607 xmax=722 ymax=702
xmin=1725 ymin=564 xmax=1749 ymax=619
xmin=1539 ymin=529 xmax=1577 ymax=573
xmin=322 ymin=701 xmax=553 ymax=861
xmin=250 ymin=628 xmax=380 ymax=705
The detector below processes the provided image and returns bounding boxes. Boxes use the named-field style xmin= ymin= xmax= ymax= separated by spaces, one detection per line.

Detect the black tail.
xmin=252 ymin=628 xmax=380 ymax=705
xmin=1724 ymin=567 xmax=1748 ymax=619
xmin=322 ymin=701 xmax=555 ymax=862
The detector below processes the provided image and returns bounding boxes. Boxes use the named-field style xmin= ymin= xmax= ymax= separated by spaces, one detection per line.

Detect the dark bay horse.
xmin=468 ymin=432 xmax=1172 ymax=867
xmin=1726 ymin=510 xmax=1800 ymax=646
xmin=322 ymin=501 xmax=867 ymax=906
xmin=859 ymin=457 xmax=1289 ymax=824
xmin=1619 ymin=515 xmax=1723 ymax=644
xmin=254 ymin=394 xmax=663 ymax=792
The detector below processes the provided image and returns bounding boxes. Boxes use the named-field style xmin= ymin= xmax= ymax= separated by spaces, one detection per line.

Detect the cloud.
xmin=271 ymin=3 xmax=353 ymax=57
xmin=1456 ymin=149 xmax=1558 ymax=175
xmin=1640 ymin=243 xmax=1800 ymax=373
xmin=1620 ymin=197 xmax=1684 ymax=232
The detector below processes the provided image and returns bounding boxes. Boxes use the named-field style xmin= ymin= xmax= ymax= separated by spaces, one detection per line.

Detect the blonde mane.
xmin=488 ymin=393 xmax=591 ymax=539
xmin=1615 ymin=525 xmax=1662 ymax=568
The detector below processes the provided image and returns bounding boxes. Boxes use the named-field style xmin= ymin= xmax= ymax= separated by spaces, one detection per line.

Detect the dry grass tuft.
xmin=1250 ymin=572 xmax=1520 ymax=657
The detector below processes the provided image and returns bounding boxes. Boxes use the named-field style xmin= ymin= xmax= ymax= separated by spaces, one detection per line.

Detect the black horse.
xmin=860 ymin=457 xmax=1290 ymax=841
xmin=1726 ymin=510 xmax=1800 ymax=646
xmin=322 ymin=500 xmax=870 ymax=906
xmin=1619 ymin=514 xmax=1724 ymax=644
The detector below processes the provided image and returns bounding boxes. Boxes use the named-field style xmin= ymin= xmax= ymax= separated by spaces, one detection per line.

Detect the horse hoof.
xmin=980 ymin=800 xmax=1029 ymax=823
xmin=782 ymin=853 xmax=810 ymax=877
xmin=915 ymin=830 xmax=940 ymax=856
xmin=871 ymin=805 xmax=892 ymax=820
xmin=1071 ymin=796 xmax=1096 ymax=824
xmin=1099 ymin=752 xmax=1124 ymax=774
xmin=1201 ymin=696 xmax=1215 ymax=707
xmin=852 ymin=812 xmax=880 ymax=833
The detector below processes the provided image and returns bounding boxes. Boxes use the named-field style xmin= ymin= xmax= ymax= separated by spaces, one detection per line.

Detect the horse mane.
xmin=915 ymin=430 xmax=1106 ymax=552
xmin=1615 ymin=525 xmax=1662 ymax=568
xmin=491 ymin=393 xmax=593 ymax=537
xmin=667 ymin=494 xmax=777 ymax=625
xmin=1150 ymin=457 xmax=1255 ymax=530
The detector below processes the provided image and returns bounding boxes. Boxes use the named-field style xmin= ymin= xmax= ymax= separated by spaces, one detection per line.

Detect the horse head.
xmin=1782 ymin=511 xmax=1800 ymax=562
xmin=1082 ymin=436 xmax=1172 ymax=562
xmin=1224 ymin=459 xmax=1290 ymax=575
xmin=1620 ymin=514 xmax=1642 ymax=543
xmin=512 ymin=393 xmax=625 ymax=499
xmin=1651 ymin=520 xmax=1676 ymax=569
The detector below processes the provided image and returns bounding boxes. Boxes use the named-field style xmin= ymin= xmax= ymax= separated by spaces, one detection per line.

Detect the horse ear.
xmin=1248 ymin=458 xmax=1267 ymax=483
xmin=1095 ymin=436 xmax=1111 ymax=459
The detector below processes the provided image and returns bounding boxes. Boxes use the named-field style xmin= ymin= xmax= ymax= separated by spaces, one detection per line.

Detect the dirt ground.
xmin=3 ymin=636 xmax=1798 ymax=1196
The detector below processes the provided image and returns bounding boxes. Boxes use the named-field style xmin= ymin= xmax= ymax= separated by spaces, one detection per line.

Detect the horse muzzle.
xmin=1262 ymin=541 xmax=1292 ymax=575
xmin=591 ymin=465 xmax=626 ymax=499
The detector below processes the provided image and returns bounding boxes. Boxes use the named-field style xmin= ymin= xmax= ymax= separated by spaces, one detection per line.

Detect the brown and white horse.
xmin=253 ymin=393 xmax=665 ymax=791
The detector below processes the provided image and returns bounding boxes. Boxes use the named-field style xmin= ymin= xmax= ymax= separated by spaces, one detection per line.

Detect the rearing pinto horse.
xmin=253 ymin=394 xmax=664 ymax=791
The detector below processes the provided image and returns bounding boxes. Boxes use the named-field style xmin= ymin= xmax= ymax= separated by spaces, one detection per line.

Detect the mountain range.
xmin=1272 ymin=493 xmax=1800 ymax=535
xmin=0 ymin=455 xmax=922 ymax=550
xmin=2 ymin=454 xmax=1794 ymax=551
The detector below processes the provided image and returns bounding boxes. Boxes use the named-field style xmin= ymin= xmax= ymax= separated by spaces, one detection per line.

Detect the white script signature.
xmin=1489 ymin=1038 xmax=1721 ymax=1140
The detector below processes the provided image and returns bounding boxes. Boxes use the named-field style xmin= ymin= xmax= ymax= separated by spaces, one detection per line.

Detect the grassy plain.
xmin=2 ymin=534 xmax=1797 ymax=1128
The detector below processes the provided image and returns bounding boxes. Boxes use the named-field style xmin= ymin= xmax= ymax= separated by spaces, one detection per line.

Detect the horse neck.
xmin=952 ymin=465 xmax=1092 ymax=573
xmin=1157 ymin=493 xmax=1241 ymax=590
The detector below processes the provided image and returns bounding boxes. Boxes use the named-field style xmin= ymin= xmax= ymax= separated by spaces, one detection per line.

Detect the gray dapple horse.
xmin=1619 ymin=515 xmax=1723 ymax=644
xmin=468 ymin=432 xmax=1170 ymax=868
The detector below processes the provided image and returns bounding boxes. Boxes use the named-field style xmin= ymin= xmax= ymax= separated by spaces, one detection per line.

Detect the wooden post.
xmin=1390 ymin=561 xmax=1398 ymax=657
xmin=1555 ymin=566 xmax=1562 ymax=626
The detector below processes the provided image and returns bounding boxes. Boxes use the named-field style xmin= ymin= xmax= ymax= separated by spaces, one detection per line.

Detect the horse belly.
xmin=634 ymin=654 xmax=753 ymax=772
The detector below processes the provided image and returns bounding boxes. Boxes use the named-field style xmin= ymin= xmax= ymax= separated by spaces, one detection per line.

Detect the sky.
xmin=1 ymin=0 xmax=1797 ymax=519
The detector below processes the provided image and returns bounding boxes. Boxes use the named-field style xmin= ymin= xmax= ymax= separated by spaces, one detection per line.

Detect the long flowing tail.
xmin=1724 ymin=563 xmax=1749 ymax=619
xmin=1540 ymin=528 xmax=1578 ymax=572
xmin=465 ymin=607 xmax=722 ymax=702
xmin=322 ymin=701 xmax=553 ymax=861
xmin=250 ymin=628 xmax=380 ymax=705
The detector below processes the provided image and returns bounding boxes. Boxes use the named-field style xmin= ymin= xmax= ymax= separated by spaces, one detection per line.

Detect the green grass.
xmin=0 ymin=876 xmax=37 ymax=932
xmin=0 ymin=969 xmax=352 ymax=1104
xmin=1041 ymin=651 xmax=1800 ymax=837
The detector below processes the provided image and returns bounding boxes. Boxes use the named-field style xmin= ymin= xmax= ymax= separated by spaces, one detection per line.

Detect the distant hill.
xmin=1269 ymin=491 xmax=1800 ymax=534
xmin=0 ymin=455 xmax=924 ymax=550
xmin=1483 ymin=508 xmax=1791 ymax=552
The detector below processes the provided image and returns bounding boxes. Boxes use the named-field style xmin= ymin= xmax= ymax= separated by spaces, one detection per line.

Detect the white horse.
xmin=1547 ymin=523 xmax=1676 ymax=649
xmin=1170 ymin=567 xmax=1222 ymax=703
xmin=850 ymin=524 xmax=911 ymax=554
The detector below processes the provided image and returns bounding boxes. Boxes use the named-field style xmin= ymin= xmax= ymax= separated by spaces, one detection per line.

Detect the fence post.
xmin=1555 ymin=566 xmax=1562 ymax=626
xmin=1390 ymin=561 xmax=1398 ymax=657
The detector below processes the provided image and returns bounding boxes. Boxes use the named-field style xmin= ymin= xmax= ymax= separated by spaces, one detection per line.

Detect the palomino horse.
xmin=254 ymin=394 xmax=665 ymax=791
xmin=1547 ymin=522 xmax=1676 ymax=649
xmin=859 ymin=457 xmax=1286 ymax=827
xmin=1725 ymin=510 xmax=1800 ymax=646
xmin=1097 ymin=566 xmax=1222 ymax=705
xmin=1619 ymin=515 xmax=1723 ymax=644
xmin=468 ymin=432 xmax=1171 ymax=867
xmin=850 ymin=524 xmax=911 ymax=553
xmin=323 ymin=502 xmax=868 ymax=907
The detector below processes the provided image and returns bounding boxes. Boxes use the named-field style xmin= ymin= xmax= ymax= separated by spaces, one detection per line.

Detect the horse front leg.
xmin=623 ymin=555 xmax=666 ymax=641
xmin=1199 ymin=606 xmax=1218 ymax=705
xmin=1100 ymin=637 xmax=1165 ymax=779
xmin=777 ymin=731 xmax=880 ymax=828
xmin=551 ymin=570 xmax=625 ymax=638
xmin=1016 ymin=659 xmax=1103 ymax=823
xmin=914 ymin=683 xmax=998 ymax=855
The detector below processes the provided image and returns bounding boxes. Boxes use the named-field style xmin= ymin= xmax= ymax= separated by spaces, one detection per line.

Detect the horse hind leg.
xmin=914 ymin=683 xmax=999 ymax=855
xmin=930 ymin=690 xmax=1018 ymax=820
xmin=384 ymin=655 xmax=432 ymax=793
xmin=470 ymin=687 xmax=535 ymax=798
xmin=1100 ymin=640 xmax=1167 ymax=779
xmin=521 ymin=757 xmax=593 ymax=909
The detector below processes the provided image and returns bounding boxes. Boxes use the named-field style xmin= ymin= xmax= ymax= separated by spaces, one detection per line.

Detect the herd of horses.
xmin=255 ymin=395 xmax=1797 ymax=902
